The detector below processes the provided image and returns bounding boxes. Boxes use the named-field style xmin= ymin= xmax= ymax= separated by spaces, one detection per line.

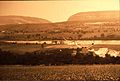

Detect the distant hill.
xmin=0 ymin=16 xmax=51 ymax=25
xmin=0 ymin=11 xmax=120 ymax=40
xmin=68 ymin=11 xmax=120 ymax=22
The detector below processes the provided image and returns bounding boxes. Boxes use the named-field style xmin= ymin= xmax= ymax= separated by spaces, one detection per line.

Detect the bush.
xmin=0 ymin=49 xmax=120 ymax=65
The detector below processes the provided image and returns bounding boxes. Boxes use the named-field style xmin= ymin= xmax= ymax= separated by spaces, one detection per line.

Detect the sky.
xmin=0 ymin=0 xmax=119 ymax=22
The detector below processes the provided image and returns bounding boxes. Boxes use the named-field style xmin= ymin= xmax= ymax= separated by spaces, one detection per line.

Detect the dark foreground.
xmin=0 ymin=65 xmax=120 ymax=81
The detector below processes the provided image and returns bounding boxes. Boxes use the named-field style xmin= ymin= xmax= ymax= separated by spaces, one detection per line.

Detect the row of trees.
xmin=0 ymin=48 xmax=120 ymax=65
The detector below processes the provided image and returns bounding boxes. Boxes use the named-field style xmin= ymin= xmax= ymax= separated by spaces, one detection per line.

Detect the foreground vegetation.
xmin=0 ymin=48 xmax=120 ymax=65
xmin=0 ymin=65 xmax=120 ymax=80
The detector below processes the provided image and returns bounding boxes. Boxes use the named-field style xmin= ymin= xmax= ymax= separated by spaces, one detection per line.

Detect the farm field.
xmin=0 ymin=44 xmax=45 ymax=54
xmin=0 ymin=65 xmax=120 ymax=80
xmin=92 ymin=44 xmax=120 ymax=51
xmin=0 ymin=43 xmax=120 ymax=54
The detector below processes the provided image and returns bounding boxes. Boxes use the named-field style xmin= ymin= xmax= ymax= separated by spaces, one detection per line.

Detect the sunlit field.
xmin=0 ymin=65 xmax=120 ymax=80
xmin=0 ymin=43 xmax=120 ymax=54
xmin=0 ymin=43 xmax=45 ymax=54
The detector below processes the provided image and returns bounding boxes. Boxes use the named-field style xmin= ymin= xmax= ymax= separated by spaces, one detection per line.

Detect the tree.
xmin=101 ymin=33 xmax=105 ymax=38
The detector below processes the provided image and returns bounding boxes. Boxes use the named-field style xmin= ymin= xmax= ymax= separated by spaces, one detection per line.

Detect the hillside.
xmin=68 ymin=11 xmax=120 ymax=22
xmin=0 ymin=16 xmax=51 ymax=25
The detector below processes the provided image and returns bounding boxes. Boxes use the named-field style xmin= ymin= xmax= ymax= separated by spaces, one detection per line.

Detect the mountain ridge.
xmin=68 ymin=11 xmax=120 ymax=22
xmin=0 ymin=15 xmax=51 ymax=25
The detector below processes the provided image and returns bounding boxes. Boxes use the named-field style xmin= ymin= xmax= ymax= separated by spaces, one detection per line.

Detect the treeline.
xmin=0 ymin=48 xmax=120 ymax=65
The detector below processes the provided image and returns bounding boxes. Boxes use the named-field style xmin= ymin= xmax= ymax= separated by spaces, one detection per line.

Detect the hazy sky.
xmin=0 ymin=0 xmax=119 ymax=22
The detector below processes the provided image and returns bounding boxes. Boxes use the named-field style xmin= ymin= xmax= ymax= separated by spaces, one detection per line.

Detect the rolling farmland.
xmin=0 ymin=11 xmax=120 ymax=81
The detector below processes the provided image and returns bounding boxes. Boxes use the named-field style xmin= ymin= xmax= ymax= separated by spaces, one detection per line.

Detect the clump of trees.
xmin=0 ymin=48 xmax=120 ymax=65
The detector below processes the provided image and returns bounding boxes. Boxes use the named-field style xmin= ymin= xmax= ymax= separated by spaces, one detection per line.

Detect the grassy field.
xmin=93 ymin=44 xmax=120 ymax=51
xmin=0 ymin=43 xmax=44 ymax=54
xmin=0 ymin=65 xmax=120 ymax=80
xmin=0 ymin=43 xmax=120 ymax=54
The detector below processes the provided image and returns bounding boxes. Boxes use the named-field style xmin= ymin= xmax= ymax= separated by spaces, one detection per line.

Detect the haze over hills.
xmin=0 ymin=16 xmax=51 ymax=25
xmin=68 ymin=11 xmax=120 ymax=22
